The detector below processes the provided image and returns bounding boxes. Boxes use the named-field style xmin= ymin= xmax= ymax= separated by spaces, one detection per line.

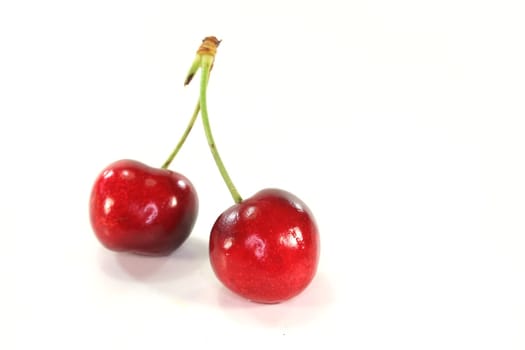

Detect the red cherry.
xmin=184 ymin=38 xmax=320 ymax=302
xmin=89 ymin=159 xmax=198 ymax=256
xmin=209 ymin=188 xmax=320 ymax=303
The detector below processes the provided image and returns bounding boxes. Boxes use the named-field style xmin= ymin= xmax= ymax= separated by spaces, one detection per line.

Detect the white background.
xmin=1 ymin=0 xmax=524 ymax=348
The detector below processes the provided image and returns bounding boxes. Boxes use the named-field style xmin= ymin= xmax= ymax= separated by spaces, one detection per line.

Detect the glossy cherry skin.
xmin=89 ymin=159 xmax=198 ymax=256
xmin=209 ymin=188 xmax=320 ymax=303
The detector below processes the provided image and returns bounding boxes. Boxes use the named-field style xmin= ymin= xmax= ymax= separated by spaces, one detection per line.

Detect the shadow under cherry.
xmin=97 ymin=236 xmax=209 ymax=282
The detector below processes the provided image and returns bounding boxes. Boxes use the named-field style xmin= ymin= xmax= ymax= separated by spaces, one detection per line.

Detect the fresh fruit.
xmin=210 ymin=188 xmax=320 ymax=303
xmin=88 ymin=57 xmax=208 ymax=256
xmin=185 ymin=37 xmax=320 ymax=303
xmin=89 ymin=159 xmax=198 ymax=255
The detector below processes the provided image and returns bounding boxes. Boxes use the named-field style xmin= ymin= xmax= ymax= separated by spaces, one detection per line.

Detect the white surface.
xmin=1 ymin=0 xmax=524 ymax=348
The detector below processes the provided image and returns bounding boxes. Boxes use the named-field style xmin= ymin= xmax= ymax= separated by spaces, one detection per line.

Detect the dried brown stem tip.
xmin=197 ymin=36 xmax=221 ymax=57
xmin=184 ymin=36 xmax=221 ymax=86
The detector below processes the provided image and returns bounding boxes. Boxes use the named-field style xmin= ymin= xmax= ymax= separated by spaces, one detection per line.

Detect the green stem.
xmin=200 ymin=55 xmax=243 ymax=203
xmin=161 ymin=100 xmax=200 ymax=169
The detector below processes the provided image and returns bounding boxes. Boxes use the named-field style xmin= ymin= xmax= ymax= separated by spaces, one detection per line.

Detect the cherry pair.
xmin=89 ymin=37 xmax=320 ymax=304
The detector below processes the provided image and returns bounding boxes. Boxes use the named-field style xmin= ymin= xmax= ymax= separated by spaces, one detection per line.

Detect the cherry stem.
xmin=161 ymin=100 xmax=200 ymax=169
xmin=200 ymin=55 xmax=243 ymax=203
